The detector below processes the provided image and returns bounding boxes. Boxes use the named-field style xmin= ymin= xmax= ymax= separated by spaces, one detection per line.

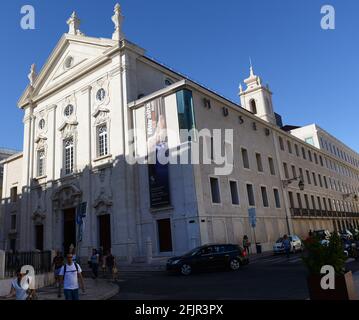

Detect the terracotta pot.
xmin=307 ymin=271 xmax=358 ymax=300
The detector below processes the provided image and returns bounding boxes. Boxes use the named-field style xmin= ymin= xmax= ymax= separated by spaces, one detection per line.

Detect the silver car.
xmin=273 ymin=235 xmax=303 ymax=254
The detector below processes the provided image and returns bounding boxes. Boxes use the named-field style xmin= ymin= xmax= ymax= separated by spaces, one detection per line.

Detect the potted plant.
xmin=302 ymin=232 xmax=358 ymax=300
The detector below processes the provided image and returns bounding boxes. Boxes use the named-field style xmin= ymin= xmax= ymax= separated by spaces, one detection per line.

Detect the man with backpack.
xmin=59 ymin=253 xmax=85 ymax=300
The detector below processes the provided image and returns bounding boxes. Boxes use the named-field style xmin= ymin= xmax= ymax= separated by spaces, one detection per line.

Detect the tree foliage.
xmin=302 ymin=232 xmax=346 ymax=275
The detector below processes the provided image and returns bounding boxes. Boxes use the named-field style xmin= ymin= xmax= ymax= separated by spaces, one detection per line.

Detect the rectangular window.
xmin=97 ymin=124 xmax=109 ymax=157
xmin=288 ymin=191 xmax=294 ymax=208
xmin=317 ymin=196 xmax=322 ymax=211
xmin=210 ymin=137 xmax=214 ymax=161
xmin=268 ymin=157 xmax=275 ymax=175
xmin=10 ymin=187 xmax=17 ymax=203
xmin=297 ymin=193 xmax=302 ymax=209
xmin=256 ymin=153 xmax=263 ymax=172
xmin=261 ymin=186 xmax=269 ymax=207
xmin=319 ymin=155 xmax=324 ymax=166
xmin=304 ymin=194 xmax=310 ymax=209
xmin=287 ymin=140 xmax=292 ymax=154
xmin=230 ymin=180 xmax=239 ymax=205
xmin=246 ymin=184 xmax=255 ymax=206
xmin=283 ymin=162 xmax=289 ymax=179
xmin=314 ymin=153 xmax=318 ymax=164
xmin=308 ymin=150 xmax=312 ymax=162
xmin=305 ymin=137 xmax=314 ymax=146
xmin=312 ymin=172 xmax=317 ymax=186
xmin=37 ymin=149 xmax=45 ymax=177
xmin=176 ymin=89 xmax=196 ymax=132
xmin=273 ymin=189 xmax=281 ymax=208
xmin=318 ymin=174 xmax=323 ymax=188
xmin=64 ymin=137 xmax=74 ymax=175
xmin=294 ymin=144 xmax=299 ymax=157
xmin=241 ymin=148 xmax=250 ymax=169
xmin=291 ymin=165 xmax=296 ymax=179
xmin=302 ymin=147 xmax=306 ymax=159
xmin=299 ymin=167 xmax=304 ymax=180
xmin=311 ymin=195 xmax=316 ymax=210
xmin=210 ymin=177 xmax=221 ymax=204
xmin=306 ymin=170 xmax=311 ymax=184
xmin=11 ymin=215 xmax=16 ymax=230
xmin=323 ymin=197 xmax=328 ymax=211
xmin=279 ymin=136 xmax=284 ymax=151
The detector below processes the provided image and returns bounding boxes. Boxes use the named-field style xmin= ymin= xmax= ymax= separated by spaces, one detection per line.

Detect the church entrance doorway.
xmin=157 ymin=218 xmax=173 ymax=252
xmin=63 ymin=208 xmax=76 ymax=254
xmin=35 ymin=224 xmax=44 ymax=251
xmin=99 ymin=214 xmax=111 ymax=254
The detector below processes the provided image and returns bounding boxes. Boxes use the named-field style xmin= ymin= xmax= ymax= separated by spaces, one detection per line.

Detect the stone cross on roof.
xmin=112 ymin=3 xmax=124 ymax=41
xmin=67 ymin=11 xmax=84 ymax=36
xmin=28 ymin=63 xmax=37 ymax=87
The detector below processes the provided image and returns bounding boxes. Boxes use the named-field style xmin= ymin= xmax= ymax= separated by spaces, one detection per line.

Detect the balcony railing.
xmin=289 ymin=208 xmax=359 ymax=219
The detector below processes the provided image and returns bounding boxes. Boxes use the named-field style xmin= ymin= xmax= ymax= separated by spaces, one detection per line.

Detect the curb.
xmin=99 ymin=281 xmax=119 ymax=300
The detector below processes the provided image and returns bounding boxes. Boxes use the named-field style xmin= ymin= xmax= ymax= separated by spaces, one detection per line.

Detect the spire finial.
xmin=67 ymin=11 xmax=83 ymax=35
xmin=112 ymin=3 xmax=124 ymax=41
xmin=239 ymin=83 xmax=243 ymax=94
xmin=249 ymin=57 xmax=254 ymax=76
xmin=28 ymin=64 xmax=37 ymax=87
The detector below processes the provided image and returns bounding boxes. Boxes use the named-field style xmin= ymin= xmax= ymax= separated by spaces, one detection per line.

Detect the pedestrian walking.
xmin=242 ymin=235 xmax=251 ymax=255
xmin=282 ymin=235 xmax=291 ymax=259
xmin=52 ymin=250 xmax=64 ymax=298
xmin=3 ymin=269 xmax=36 ymax=300
xmin=59 ymin=253 xmax=85 ymax=300
xmin=101 ymin=252 xmax=107 ymax=276
xmin=90 ymin=248 xmax=100 ymax=279
xmin=105 ymin=250 xmax=116 ymax=280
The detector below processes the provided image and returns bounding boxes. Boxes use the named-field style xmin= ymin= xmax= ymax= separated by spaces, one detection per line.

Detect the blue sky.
xmin=0 ymin=0 xmax=358 ymax=152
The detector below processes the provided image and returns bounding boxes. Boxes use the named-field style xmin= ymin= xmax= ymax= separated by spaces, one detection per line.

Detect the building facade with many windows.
xmin=1 ymin=5 xmax=359 ymax=259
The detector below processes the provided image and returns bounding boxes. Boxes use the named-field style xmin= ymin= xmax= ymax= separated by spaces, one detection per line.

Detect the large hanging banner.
xmin=145 ymin=98 xmax=171 ymax=208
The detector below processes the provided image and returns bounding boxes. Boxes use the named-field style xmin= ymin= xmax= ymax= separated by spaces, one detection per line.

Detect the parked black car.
xmin=166 ymin=244 xmax=249 ymax=276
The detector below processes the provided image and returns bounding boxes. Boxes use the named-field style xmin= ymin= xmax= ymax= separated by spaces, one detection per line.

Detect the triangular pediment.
xmin=18 ymin=34 xmax=117 ymax=108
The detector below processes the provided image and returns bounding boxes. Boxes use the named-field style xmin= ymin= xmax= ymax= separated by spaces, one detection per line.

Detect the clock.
xmin=96 ymin=88 xmax=106 ymax=102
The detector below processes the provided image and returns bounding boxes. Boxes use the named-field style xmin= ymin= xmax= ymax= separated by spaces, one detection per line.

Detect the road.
xmin=111 ymin=253 xmax=359 ymax=300
xmin=112 ymin=253 xmax=303 ymax=300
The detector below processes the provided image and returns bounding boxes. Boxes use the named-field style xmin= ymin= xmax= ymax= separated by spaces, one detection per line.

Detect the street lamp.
xmin=342 ymin=193 xmax=359 ymax=201
xmin=281 ymin=175 xmax=305 ymax=236
xmin=282 ymin=175 xmax=305 ymax=191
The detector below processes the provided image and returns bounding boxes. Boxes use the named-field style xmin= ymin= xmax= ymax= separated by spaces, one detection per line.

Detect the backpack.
xmin=63 ymin=263 xmax=79 ymax=281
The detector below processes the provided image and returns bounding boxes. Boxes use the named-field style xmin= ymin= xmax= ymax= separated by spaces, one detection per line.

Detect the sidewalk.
xmin=36 ymin=278 xmax=119 ymax=300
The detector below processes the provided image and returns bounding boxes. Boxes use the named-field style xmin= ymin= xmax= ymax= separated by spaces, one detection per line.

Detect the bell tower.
xmin=239 ymin=65 xmax=276 ymax=125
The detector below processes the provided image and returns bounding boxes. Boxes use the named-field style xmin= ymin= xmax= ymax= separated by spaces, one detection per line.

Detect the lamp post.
xmin=342 ymin=193 xmax=358 ymax=202
xmin=281 ymin=175 xmax=305 ymax=235
xmin=282 ymin=175 xmax=305 ymax=191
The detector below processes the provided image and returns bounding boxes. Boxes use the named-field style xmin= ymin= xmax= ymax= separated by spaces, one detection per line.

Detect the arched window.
xmin=250 ymin=99 xmax=257 ymax=114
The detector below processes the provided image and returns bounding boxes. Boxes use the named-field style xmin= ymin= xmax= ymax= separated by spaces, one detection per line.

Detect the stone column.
xmin=145 ymin=237 xmax=152 ymax=264
xmin=20 ymin=109 xmax=34 ymax=251
xmin=0 ymin=250 xmax=5 ymax=279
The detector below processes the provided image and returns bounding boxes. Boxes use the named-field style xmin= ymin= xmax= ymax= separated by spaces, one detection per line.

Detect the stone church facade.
xmin=1 ymin=4 xmax=359 ymax=261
